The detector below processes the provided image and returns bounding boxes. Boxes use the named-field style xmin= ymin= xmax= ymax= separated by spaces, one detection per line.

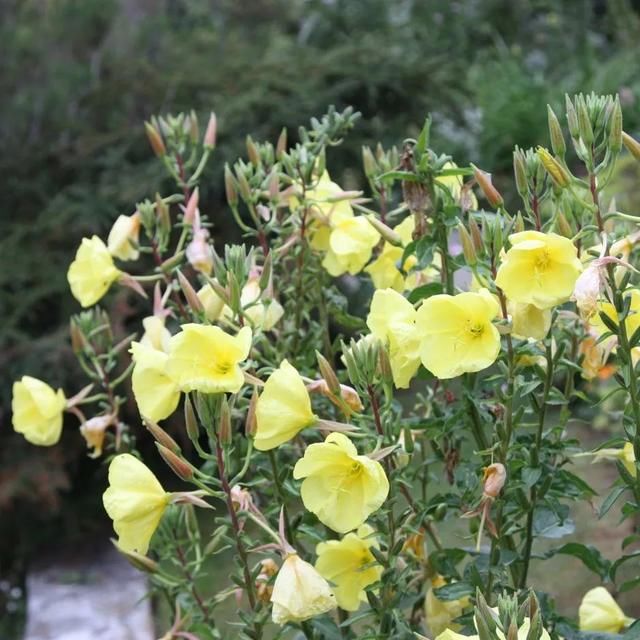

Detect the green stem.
xmin=268 ymin=450 xmax=295 ymax=546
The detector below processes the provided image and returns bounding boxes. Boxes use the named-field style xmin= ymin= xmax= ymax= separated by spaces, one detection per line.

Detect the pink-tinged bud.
xmin=183 ymin=187 xmax=199 ymax=225
xmin=69 ymin=318 xmax=87 ymax=353
xmin=623 ymin=131 xmax=640 ymax=162
xmin=145 ymin=419 xmax=181 ymax=453
xmin=469 ymin=216 xmax=483 ymax=252
xmin=80 ymin=414 xmax=114 ymax=458
xmin=186 ymin=229 xmax=214 ymax=275
xmin=156 ymin=444 xmax=194 ymax=481
xmin=230 ymin=485 xmax=254 ymax=512
xmin=472 ymin=165 xmax=503 ymax=208
xmin=276 ymin=128 xmax=287 ymax=158
xmin=204 ymin=112 xmax=217 ymax=149
xmin=225 ymin=165 xmax=238 ymax=207
xmin=144 ymin=121 xmax=166 ymax=157
xmin=246 ymin=136 xmax=260 ymax=166
xmin=482 ymin=463 xmax=506 ymax=498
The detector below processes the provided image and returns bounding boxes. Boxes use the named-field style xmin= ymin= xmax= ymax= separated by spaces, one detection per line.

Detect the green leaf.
xmin=408 ymin=282 xmax=443 ymax=304
xmin=599 ymin=485 xmax=626 ymax=518
xmin=522 ymin=467 xmax=542 ymax=488
xmin=546 ymin=542 xmax=611 ymax=579
xmin=433 ymin=581 xmax=474 ymax=601
xmin=532 ymin=506 xmax=575 ymax=539
xmin=611 ymin=551 xmax=640 ymax=581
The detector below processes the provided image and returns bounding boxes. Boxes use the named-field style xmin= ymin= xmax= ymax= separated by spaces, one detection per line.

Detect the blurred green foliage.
xmin=1 ymin=1 xmax=640 ymax=628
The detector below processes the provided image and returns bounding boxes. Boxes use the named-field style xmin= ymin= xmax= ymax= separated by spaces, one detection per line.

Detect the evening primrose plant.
xmin=9 ymin=97 xmax=640 ymax=639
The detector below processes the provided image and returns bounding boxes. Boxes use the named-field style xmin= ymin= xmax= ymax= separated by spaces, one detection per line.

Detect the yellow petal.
xmin=579 ymin=587 xmax=630 ymax=633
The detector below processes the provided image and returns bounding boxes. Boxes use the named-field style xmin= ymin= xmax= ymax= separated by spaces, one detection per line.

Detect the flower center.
xmin=534 ymin=249 xmax=550 ymax=271
xmin=466 ymin=322 xmax=485 ymax=339
xmin=350 ymin=461 xmax=363 ymax=476
xmin=214 ymin=361 xmax=232 ymax=375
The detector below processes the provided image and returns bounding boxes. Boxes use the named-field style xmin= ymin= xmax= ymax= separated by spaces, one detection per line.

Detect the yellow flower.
xmin=107 ymin=213 xmax=141 ymax=261
xmin=293 ymin=433 xmax=389 ymax=533
xmin=365 ymin=217 xmax=416 ymax=291
xmin=366 ymin=288 xmax=421 ymax=388
xmin=254 ymin=359 xmax=317 ymax=451
xmin=425 ymin=575 xmax=470 ymax=637
xmin=416 ymin=289 xmax=501 ymax=379
xmin=102 ymin=453 xmax=170 ymax=554
xmin=315 ymin=525 xmax=382 ymax=611
xmin=12 ymin=376 xmax=66 ymax=446
xmin=578 ymin=443 xmax=636 ymax=478
xmin=197 ymin=283 xmax=225 ymax=322
xmin=509 ymin=301 xmax=551 ymax=340
xmin=130 ymin=342 xmax=181 ymax=422
xmin=166 ymin=323 xmax=252 ymax=394
xmin=323 ymin=215 xmax=380 ymax=276
xmin=292 ymin=171 xmax=354 ymax=252
xmin=590 ymin=289 xmax=640 ymax=340
xmin=495 ymin=231 xmax=582 ymax=309
xmin=271 ymin=552 xmax=336 ymax=625
xmin=140 ymin=316 xmax=171 ymax=353
xmin=67 ymin=236 xmax=122 ymax=307
xmin=579 ymin=586 xmax=633 ymax=633
xmin=241 ymin=278 xmax=284 ymax=331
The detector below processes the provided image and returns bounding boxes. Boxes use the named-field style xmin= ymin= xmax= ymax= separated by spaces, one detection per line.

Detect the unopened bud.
xmin=316 ymin=351 xmax=341 ymax=396
xmin=366 ymin=216 xmax=400 ymax=246
xmin=224 ymin=164 xmax=238 ymax=207
xmin=236 ymin=170 xmax=252 ymax=203
xmin=144 ymin=121 xmax=166 ymax=157
xmin=218 ymin=398 xmax=232 ymax=445
xmin=576 ymin=94 xmax=594 ymax=144
xmin=245 ymin=389 xmax=258 ymax=437
xmin=259 ymin=252 xmax=272 ymax=291
xmin=513 ymin=148 xmax=528 ymax=197
xmin=469 ymin=215 xmax=483 ymax=253
xmin=184 ymin=395 xmax=200 ymax=442
xmin=362 ymin=146 xmax=377 ymax=177
xmin=377 ymin=346 xmax=393 ymax=386
xmin=183 ymin=187 xmax=199 ymax=225
xmin=188 ymin=110 xmax=199 ymax=145
xmin=513 ymin=212 xmax=525 ymax=234
xmin=112 ymin=540 xmax=159 ymax=573
xmin=609 ymin=97 xmax=623 ymax=154
xmin=176 ymin=270 xmax=204 ymax=313
xmin=276 ymin=128 xmax=287 ymax=158
xmin=536 ymin=147 xmax=571 ymax=188
xmin=547 ymin=105 xmax=566 ymax=156
xmin=267 ymin=171 xmax=280 ymax=202
xmin=204 ymin=112 xmax=217 ymax=149
xmin=472 ymin=165 xmax=503 ymax=208
xmin=482 ymin=462 xmax=506 ymax=498
xmin=622 ymin=131 xmax=640 ymax=162
xmin=70 ymin=319 xmax=86 ymax=353
xmin=145 ymin=419 xmax=181 ymax=453
xmin=565 ymin=95 xmax=579 ymax=138
xmin=555 ymin=211 xmax=573 ymax=238
xmin=157 ymin=443 xmax=194 ymax=481
xmin=458 ymin=223 xmax=477 ymax=267
xmin=246 ymin=136 xmax=260 ymax=166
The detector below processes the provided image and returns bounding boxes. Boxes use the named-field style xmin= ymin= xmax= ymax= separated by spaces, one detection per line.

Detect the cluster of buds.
xmin=362 ymin=143 xmax=400 ymax=199
xmin=474 ymin=590 xmax=547 ymax=640
xmin=341 ymin=335 xmax=392 ymax=394
xmin=513 ymin=146 xmax=550 ymax=222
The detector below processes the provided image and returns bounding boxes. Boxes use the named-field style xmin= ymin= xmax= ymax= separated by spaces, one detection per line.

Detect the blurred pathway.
xmin=24 ymin=544 xmax=154 ymax=640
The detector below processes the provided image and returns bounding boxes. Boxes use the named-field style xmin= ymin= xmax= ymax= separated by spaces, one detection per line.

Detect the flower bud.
xmin=482 ymin=462 xmax=506 ymax=498
xmin=513 ymin=212 xmax=525 ymax=234
xmin=70 ymin=318 xmax=87 ymax=353
xmin=183 ymin=187 xmax=199 ymax=226
xmin=458 ymin=223 xmax=477 ymax=267
xmin=184 ymin=394 xmax=200 ymax=442
xmin=576 ymin=94 xmax=594 ymax=144
xmin=177 ymin=270 xmax=204 ymax=314
xmin=112 ymin=541 xmax=159 ymax=573
xmin=246 ymin=136 xmax=260 ymax=166
xmin=362 ymin=146 xmax=377 ymax=177
xmin=472 ymin=165 xmax=503 ymax=208
xmin=513 ymin=148 xmax=528 ymax=197
xmin=609 ymin=97 xmax=623 ymax=154
xmin=622 ymin=131 xmax=640 ymax=161
xmin=225 ymin=164 xmax=239 ymax=207
xmin=565 ymin=95 xmax=580 ymax=138
xmin=236 ymin=169 xmax=252 ymax=203
xmin=157 ymin=444 xmax=194 ymax=480
xmin=547 ymin=105 xmax=566 ymax=157
xmin=204 ymin=112 xmax=217 ymax=149
xmin=536 ymin=147 xmax=571 ymax=188
xmin=144 ymin=121 xmax=166 ymax=157
xmin=276 ymin=127 xmax=287 ymax=158
xmin=218 ymin=398 xmax=232 ymax=445
xmin=188 ymin=110 xmax=199 ymax=144
xmin=366 ymin=215 xmax=401 ymax=246
xmin=245 ymin=389 xmax=258 ymax=437
xmin=145 ymin=419 xmax=181 ymax=454
xmin=316 ymin=351 xmax=341 ymax=396
xmin=555 ymin=211 xmax=573 ymax=238
xmin=469 ymin=215 xmax=483 ymax=253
